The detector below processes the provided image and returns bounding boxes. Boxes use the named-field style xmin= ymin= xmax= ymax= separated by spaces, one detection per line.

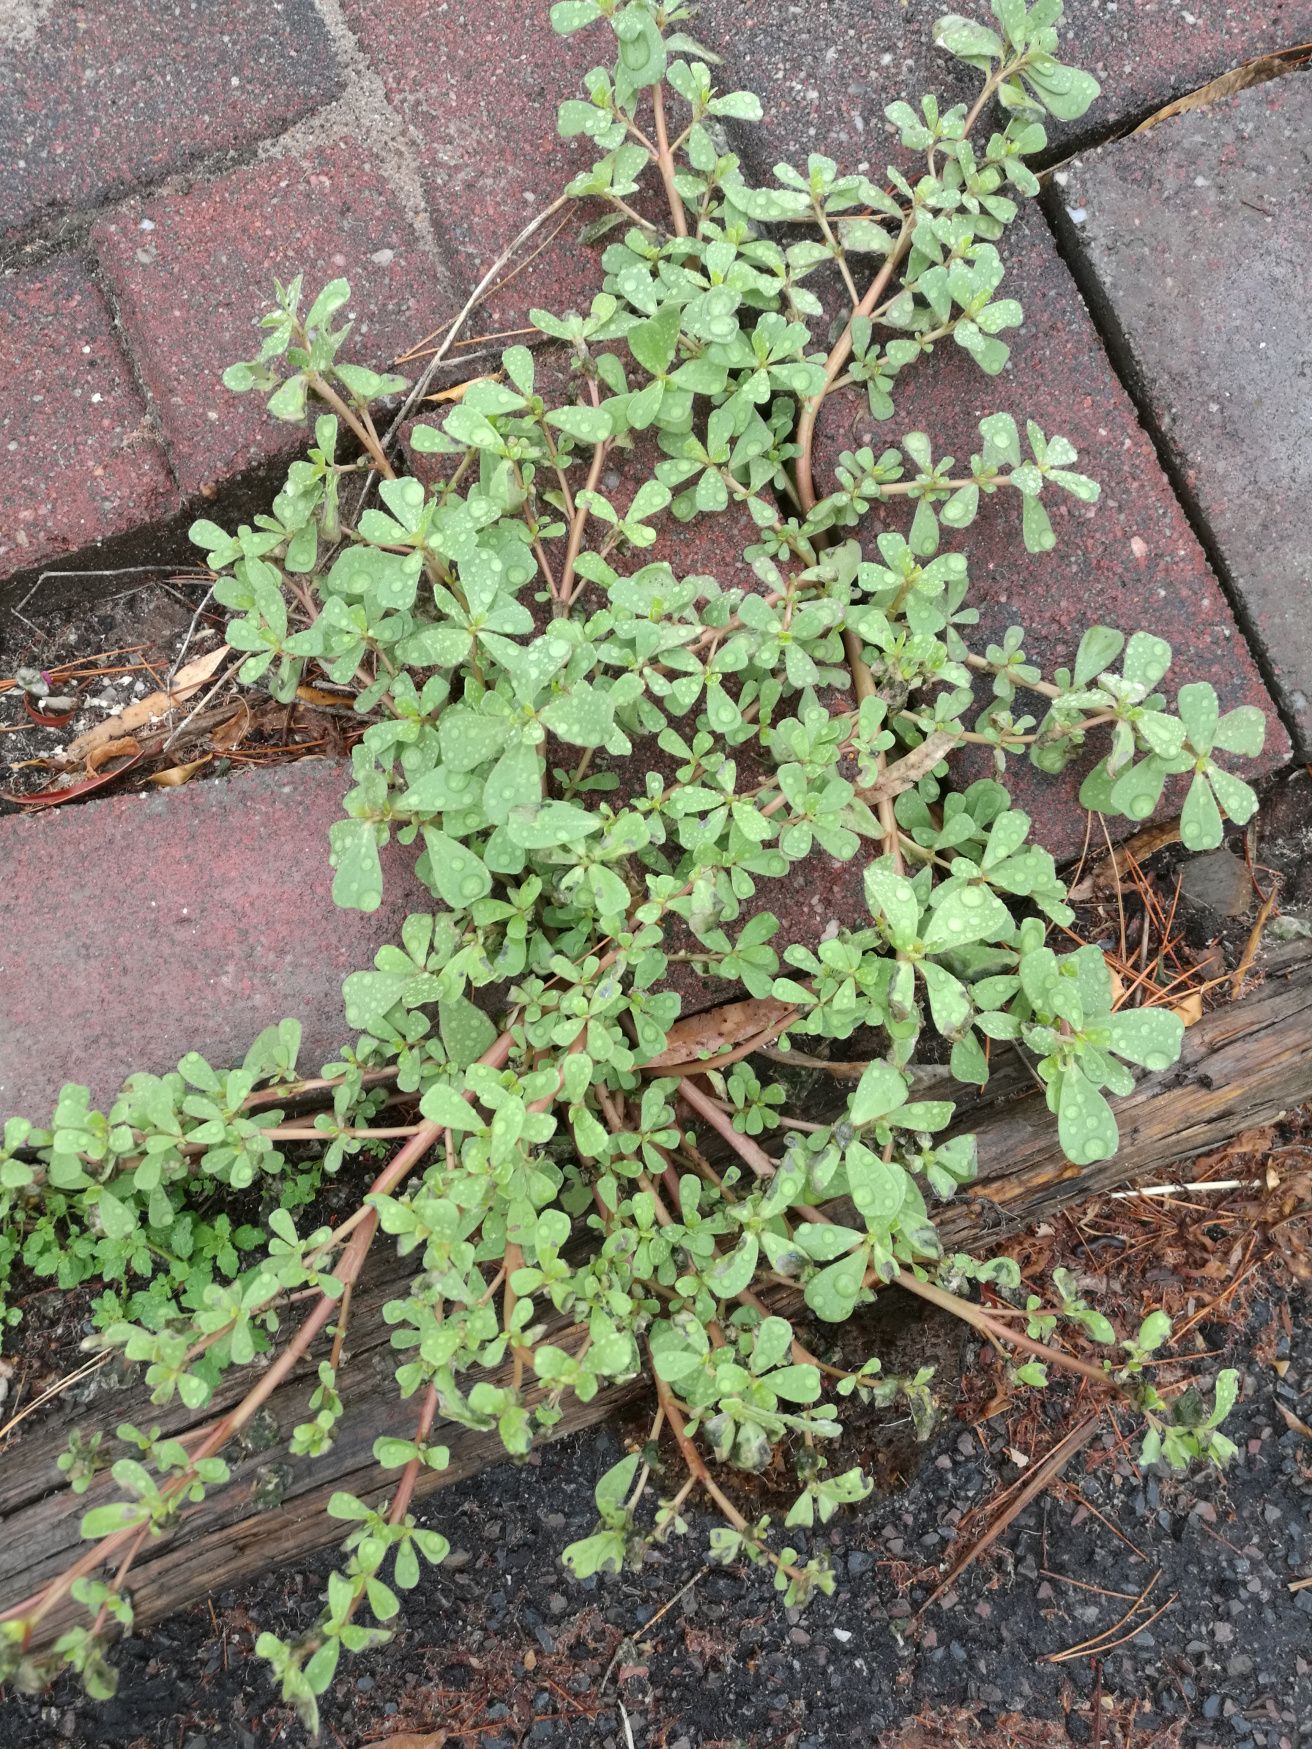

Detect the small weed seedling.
xmin=1 ymin=2 xmax=1257 ymax=1727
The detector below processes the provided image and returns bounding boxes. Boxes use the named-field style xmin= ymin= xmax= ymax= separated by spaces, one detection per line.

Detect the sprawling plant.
xmin=1 ymin=1 xmax=1257 ymax=1726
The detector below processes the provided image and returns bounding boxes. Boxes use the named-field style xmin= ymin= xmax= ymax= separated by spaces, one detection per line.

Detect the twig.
xmin=0 ymin=1352 xmax=112 ymax=1445
xmin=358 ymin=193 xmax=573 ymax=521
xmin=635 ymin=1564 xmax=710 ymax=1651
xmin=1107 ymin=1179 xmax=1259 ymax=1200
xmin=165 ymin=587 xmax=218 ymax=693
xmin=1231 ymin=878 xmax=1281 ymax=998
xmin=922 ymin=1412 xmax=1103 ymax=1610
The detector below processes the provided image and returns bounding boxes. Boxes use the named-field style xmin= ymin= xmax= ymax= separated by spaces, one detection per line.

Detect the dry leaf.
xmin=1067 ymin=818 xmax=1182 ymax=901
xmin=861 ymin=730 xmax=958 ymax=804
xmin=1276 ymin=1403 xmax=1312 ymax=1442
xmin=1131 ymin=46 xmax=1309 ymax=135
xmin=424 ymin=374 xmax=495 ymax=405
xmin=209 ymin=704 xmax=250 ymax=752
xmin=362 ymin=1735 xmax=446 ymax=1749
xmin=66 ymin=644 xmax=230 ymax=760
xmin=643 ymin=996 xmax=795 ymax=1069
xmin=1172 ymin=990 xmax=1204 ymax=1028
xmin=148 ymin=756 xmax=212 ymax=788
xmin=295 ymin=683 xmax=359 ymax=710
xmin=86 ymin=735 xmax=141 ymax=773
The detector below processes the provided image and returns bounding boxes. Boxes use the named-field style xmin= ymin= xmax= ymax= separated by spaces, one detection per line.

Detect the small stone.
xmin=1180 ymin=848 xmax=1254 ymax=917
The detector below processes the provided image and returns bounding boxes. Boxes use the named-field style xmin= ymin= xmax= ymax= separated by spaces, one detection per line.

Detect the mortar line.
xmin=1039 ymin=185 xmax=1302 ymax=759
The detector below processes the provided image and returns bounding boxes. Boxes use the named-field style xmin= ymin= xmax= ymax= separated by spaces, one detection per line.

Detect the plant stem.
xmin=652 ymin=83 xmax=688 ymax=238
xmin=897 ymin=1273 xmax=1130 ymax=1396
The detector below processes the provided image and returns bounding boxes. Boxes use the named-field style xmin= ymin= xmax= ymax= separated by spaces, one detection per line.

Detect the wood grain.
xmin=4 ymin=942 xmax=1309 ymax=1644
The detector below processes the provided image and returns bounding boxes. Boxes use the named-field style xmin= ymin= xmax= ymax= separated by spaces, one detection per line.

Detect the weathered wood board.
xmin=4 ymin=942 xmax=1309 ymax=1644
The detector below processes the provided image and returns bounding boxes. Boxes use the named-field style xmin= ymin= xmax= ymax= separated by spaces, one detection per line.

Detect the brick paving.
xmin=1052 ymin=75 xmax=1312 ymax=755
xmin=0 ymin=0 xmax=341 ymax=247
xmin=340 ymin=0 xmax=610 ymax=327
xmin=0 ymin=762 xmax=428 ymax=1114
xmin=700 ymin=0 xmax=1312 ymax=167
xmin=0 ymin=255 xmax=177 ymax=583
xmin=0 ymin=2 xmax=1305 ymax=1108
xmin=93 ymin=138 xmax=457 ymax=494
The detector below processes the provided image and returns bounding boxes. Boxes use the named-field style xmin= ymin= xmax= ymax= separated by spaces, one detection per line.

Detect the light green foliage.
xmin=0 ymin=1 xmax=1255 ymax=1725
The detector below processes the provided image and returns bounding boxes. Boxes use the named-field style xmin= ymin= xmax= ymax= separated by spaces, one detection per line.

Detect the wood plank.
xmin=4 ymin=942 xmax=1309 ymax=1644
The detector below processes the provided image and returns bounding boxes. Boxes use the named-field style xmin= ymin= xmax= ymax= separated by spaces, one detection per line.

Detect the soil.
xmin=0 ymin=574 xmax=355 ymax=808
xmin=4 ymin=1118 xmax=1311 ymax=1749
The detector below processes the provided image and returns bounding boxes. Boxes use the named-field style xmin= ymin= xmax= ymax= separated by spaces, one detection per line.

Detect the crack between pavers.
xmin=1039 ymin=183 xmax=1305 ymax=762
xmin=87 ymin=252 xmax=185 ymax=499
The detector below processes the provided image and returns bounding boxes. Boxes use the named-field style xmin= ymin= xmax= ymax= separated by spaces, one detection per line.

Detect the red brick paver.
xmin=0 ymin=0 xmax=342 ymax=247
xmin=0 ymin=256 xmax=177 ymax=585
xmin=342 ymin=0 xmax=608 ymax=325
xmin=92 ymin=138 xmax=458 ymax=495
xmin=0 ymin=762 xmax=429 ymax=1118
xmin=699 ymin=0 xmax=1312 ymax=169
xmin=0 ymin=1 xmax=1301 ymax=1111
xmin=811 ymin=206 xmax=1289 ymax=853
xmin=1056 ymin=78 xmax=1312 ymax=754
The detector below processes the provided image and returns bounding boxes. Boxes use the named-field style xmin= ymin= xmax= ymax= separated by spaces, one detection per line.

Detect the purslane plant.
xmin=1 ymin=1 xmax=1255 ymax=1726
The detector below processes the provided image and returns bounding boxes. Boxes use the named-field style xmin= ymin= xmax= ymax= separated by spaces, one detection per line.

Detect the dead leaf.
xmin=1131 ymin=45 xmax=1310 ymax=135
xmin=1172 ymin=990 xmax=1204 ymax=1028
xmin=1277 ymin=1403 xmax=1312 ymax=1442
xmin=362 ymin=1735 xmax=446 ymax=1749
xmin=4 ymin=752 xmax=146 ymax=809
xmin=295 ymin=683 xmax=359 ymax=710
xmin=209 ymin=703 xmax=251 ymax=753
xmin=148 ymin=756 xmax=212 ymax=787
xmin=424 ymin=374 xmax=496 ymax=405
xmin=65 ymin=644 xmax=230 ymax=760
xmin=643 ymin=996 xmax=795 ymax=1070
xmin=1067 ymin=817 xmax=1182 ymax=901
xmin=87 ymin=735 xmax=141 ymax=773
xmin=860 ymin=730 xmax=958 ymax=804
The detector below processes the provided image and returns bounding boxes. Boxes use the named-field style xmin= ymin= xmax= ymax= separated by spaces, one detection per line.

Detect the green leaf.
xmin=766 ymin=1364 xmax=821 ymax=1403
xmin=1056 ymin=1067 xmax=1118 ymax=1166
xmin=1073 ymin=625 xmax=1124 ymax=688
xmin=1211 ymin=705 xmax=1266 ymax=758
xmin=804 ymin=1254 xmax=868 ymax=1323
xmin=921 ymin=882 xmax=1011 ymax=953
xmin=849 ymin=1062 xmax=907 ymax=1126
xmin=329 ymin=819 xmax=384 ymax=912
xmin=546 ymin=404 xmax=613 ymax=445
xmin=707 ymin=1234 xmax=759 ymax=1299
xmin=266 ymin=374 xmax=308 ymax=422
xmin=1106 ymin=1008 xmax=1183 ymax=1073
xmin=420 ymin=828 xmax=493 ymax=910
xmin=417 ymin=1083 xmax=480 ymax=1132
xmin=1021 ymin=491 xmax=1055 ymax=554
xmin=846 ymin=1146 xmax=908 ymax=1225
xmin=628 ymin=302 xmax=680 ymax=377
xmin=1135 ymin=1309 xmax=1172 ymax=1353
xmin=96 ymin=1189 xmax=137 ymax=1241
xmin=1180 ymin=772 xmax=1223 ymax=850
xmin=506 ymin=802 xmax=603 ymax=850
xmin=540 ymin=686 xmax=615 ymax=748
xmin=934 ymin=15 xmax=1005 ymax=63
xmin=864 ymin=856 xmax=920 ymax=951
xmin=550 ymin=0 xmax=601 ymax=32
